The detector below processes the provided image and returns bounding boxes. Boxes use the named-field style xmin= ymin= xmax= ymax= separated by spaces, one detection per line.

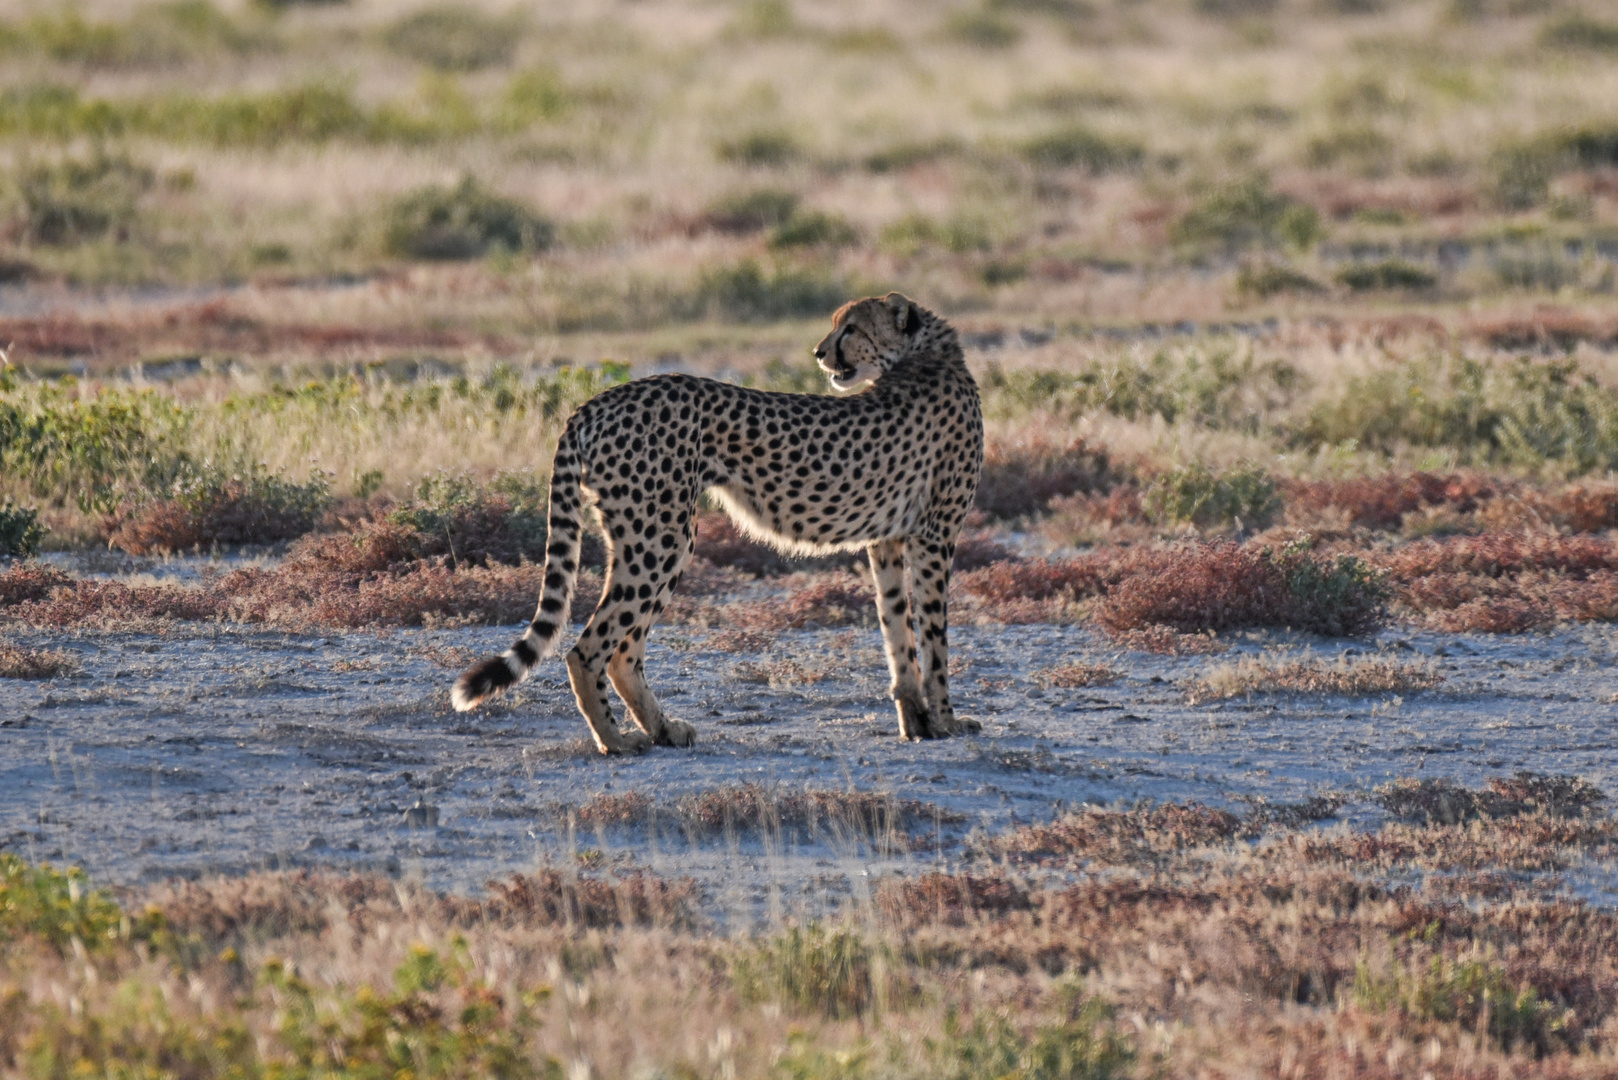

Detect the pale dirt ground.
xmin=5 ymin=604 xmax=1618 ymax=915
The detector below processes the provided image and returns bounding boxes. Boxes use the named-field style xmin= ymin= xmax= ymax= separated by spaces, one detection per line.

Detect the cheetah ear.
xmin=885 ymin=293 xmax=922 ymax=337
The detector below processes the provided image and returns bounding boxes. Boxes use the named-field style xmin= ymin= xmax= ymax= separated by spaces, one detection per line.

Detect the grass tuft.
xmin=383 ymin=176 xmax=554 ymax=260
xmin=0 ymin=643 xmax=80 ymax=679
xmin=1185 ymin=652 xmax=1440 ymax=703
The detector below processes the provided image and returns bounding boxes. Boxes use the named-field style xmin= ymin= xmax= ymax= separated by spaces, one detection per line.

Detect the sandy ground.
xmin=6 ymin=613 xmax=1618 ymax=912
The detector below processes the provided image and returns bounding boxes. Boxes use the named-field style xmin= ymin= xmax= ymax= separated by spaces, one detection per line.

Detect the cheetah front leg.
xmin=906 ymin=532 xmax=979 ymax=737
xmin=868 ymin=537 xmax=933 ymax=740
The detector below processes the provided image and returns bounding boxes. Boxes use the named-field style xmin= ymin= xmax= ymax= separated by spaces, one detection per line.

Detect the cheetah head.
xmin=813 ymin=292 xmax=930 ymax=391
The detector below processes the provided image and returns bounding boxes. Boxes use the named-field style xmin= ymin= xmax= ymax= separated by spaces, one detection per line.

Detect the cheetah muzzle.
xmin=452 ymin=292 xmax=985 ymax=755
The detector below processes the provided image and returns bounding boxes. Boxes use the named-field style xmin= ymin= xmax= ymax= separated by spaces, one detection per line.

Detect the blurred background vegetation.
xmin=5 ymin=0 xmax=1618 ymax=544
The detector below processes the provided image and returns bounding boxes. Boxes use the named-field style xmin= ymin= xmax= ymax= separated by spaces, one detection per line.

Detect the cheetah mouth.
xmin=816 ymin=355 xmax=859 ymax=385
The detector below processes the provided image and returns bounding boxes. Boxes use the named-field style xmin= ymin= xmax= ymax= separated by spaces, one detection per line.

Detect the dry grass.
xmin=0 ymin=642 xmax=79 ymax=679
xmin=5 ymin=778 xmax=1618 ymax=1077
xmin=1185 ymin=651 xmax=1443 ymax=704
xmin=572 ymin=783 xmax=965 ymax=837
xmin=1032 ymin=661 xmax=1121 ymax=688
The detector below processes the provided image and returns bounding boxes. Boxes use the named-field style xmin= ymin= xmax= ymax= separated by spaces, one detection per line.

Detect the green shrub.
xmin=1018 ymin=126 xmax=1142 ymax=171
xmin=1293 ymin=355 xmax=1618 ymax=473
xmin=1304 ymin=125 xmax=1393 ymax=171
xmin=769 ymin=209 xmax=859 ymax=248
xmin=980 ymin=258 xmax=1028 ymax=286
xmin=0 ymin=499 xmax=45 ymax=557
xmin=1493 ymin=245 xmax=1578 ymax=291
xmin=862 ymin=138 xmax=961 ymax=172
xmin=105 ymin=465 xmax=330 ymax=554
xmin=1354 ymin=953 xmax=1570 ymax=1053
xmin=0 ymin=377 xmax=190 ymax=513
xmin=944 ymin=9 xmax=1023 ymax=47
xmin=15 ymin=151 xmax=154 ymax=245
xmin=695 ymin=260 xmax=848 ymax=322
xmin=1195 ymin=0 xmax=1279 ymax=16
xmin=730 ymin=0 xmax=797 ymax=38
xmin=1334 ymin=259 xmax=1436 ymax=291
xmin=980 ymin=348 xmax=1306 ymax=433
xmin=265 ymin=945 xmax=556 ymax=1080
xmin=706 ymin=188 xmax=801 ymax=232
xmin=734 ymin=924 xmax=894 ymax=1020
xmin=1539 ymin=13 xmax=1618 ymax=51
xmin=927 ymin=987 xmax=1134 ymax=1080
xmin=1280 ymin=538 xmax=1389 ymax=632
xmin=1235 ymin=261 xmax=1325 ymax=298
xmin=879 ymin=213 xmax=992 ymax=255
xmin=383 ymin=176 xmax=554 ymax=260
xmin=1171 ymin=179 xmax=1322 ymax=254
xmin=716 ymin=129 xmax=803 ymax=166
xmin=0 ymin=855 xmax=128 ymax=953
xmin=1145 ymin=463 xmax=1280 ymax=528
xmin=382 ymin=5 xmax=521 ymax=71
xmin=23 ymin=982 xmax=258 ymax=1080
xmin=384 ymin=471 xmax=549 ymax=566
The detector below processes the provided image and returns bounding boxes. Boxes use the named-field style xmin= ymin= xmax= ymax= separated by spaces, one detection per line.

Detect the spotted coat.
xmin=452 ymin=294 xmax=984 ymax=754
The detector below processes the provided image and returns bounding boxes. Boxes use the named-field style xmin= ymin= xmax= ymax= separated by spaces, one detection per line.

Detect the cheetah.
xmin=451 ymin=293 xmax=984 ymax=754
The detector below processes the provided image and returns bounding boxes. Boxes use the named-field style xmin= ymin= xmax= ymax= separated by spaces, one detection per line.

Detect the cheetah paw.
xmin=658 ymin=720 xmax=697 ymax=748
xmin=597 ymin=729 xmax=653 ymax=755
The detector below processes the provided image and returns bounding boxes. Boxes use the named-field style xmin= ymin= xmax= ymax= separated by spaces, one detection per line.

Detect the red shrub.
xmin=975 ymin=436 xmax=1118 ymax=519
xmin=877 ymin=872 xmax=1036 ymax=927
xmin=952 ymin=532 xmax=1019 ymax=571
xmin=957 ymin=556 xmax=1111 ymax=604
xmin=104 ymin=478 xmax=327 ymax=555
xmin=0 ymin=562 xmax=70 ymax=607
xmin=1284 ymin=472 xmax=1500 ymax=530
xmin=10 ymin=579 xmax=227 ymax=628
xmin=715 ymin=573 xmax=875 ymax=631
xmin=691 ymin=512 xmax=799 ymax=576
xmin=1096 ymin=540 xmax=1385 ymax=637
xmin=1376 ymin=534 xmax=1618 ymax=579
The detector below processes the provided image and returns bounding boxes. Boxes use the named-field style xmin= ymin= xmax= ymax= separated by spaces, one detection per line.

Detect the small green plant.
xmin=695 ymin=260 xmax=848 ymax=322
xmin=706 ymin=188 xmax=800 ymax=232
xmin=1236 ymin=261 xmax=1325 ymax=298
xmin=1335 ymin=259 xmax=1436 ymax=291
xmin=1276 ymin=537 xmax=1389 ymax=636
xmin=1539 ymin=12 xmax=1618 ymax=51
xmin=1294 ymin=355 xmax=1618 ymax=473
xmin=1171 ymin=179 xmax=1322 ymax=254
xmin=1353 ymin=952 xmax=1570 ymax=1053
xmin=716 ymin=129 xmax=802 ymax=166
xmin=1018 ymin=125 xmax=1142 ymax=171
xmin=383 ymin=176 xmax=554 ymax=260
xmin=927 ymin=985 xmax=1134 ymax=1080
xmin=0 ymin=380 xmax=191 ymax=514
xmin=0 ymin=498 xmax=45 ymax=557
xmin=945 ymin=9 xmax=1023 ymax=47
xmin=382 ymin=5 xmax=522 ymax=71
xmin=733 ymin=923 xmax=894 ymax=1020
xmin=880 ymin=213 xmax=992 ymax=255
xmin=15 ymin=150 xmax=154 ymax=245
xmin=266 ymin=943 xmax=558 ymax=1079
xmin=1144 ymin=463 xmax=1280 ymax=528
xmin=0 ymin=855 xmax=129 ymax=953
xmin=769 ymin=209 xmax=859 ymax=249
xmin=105 ymin=464 xmax=331 ymax=554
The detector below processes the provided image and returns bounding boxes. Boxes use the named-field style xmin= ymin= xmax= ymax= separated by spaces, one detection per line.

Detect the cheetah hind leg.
xmin=608 ymin=633 xmax=696 ymax=748
xmin=566 ymin=648 xmax=652 ymax=756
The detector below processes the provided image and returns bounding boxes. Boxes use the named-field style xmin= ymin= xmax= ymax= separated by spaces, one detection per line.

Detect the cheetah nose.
xmin=813 ymin=347 xmax=826 ymax=359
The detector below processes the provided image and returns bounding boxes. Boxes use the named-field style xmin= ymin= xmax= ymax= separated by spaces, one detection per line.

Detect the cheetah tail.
xmin=451 ymin=423 xmax=586 ymax=712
